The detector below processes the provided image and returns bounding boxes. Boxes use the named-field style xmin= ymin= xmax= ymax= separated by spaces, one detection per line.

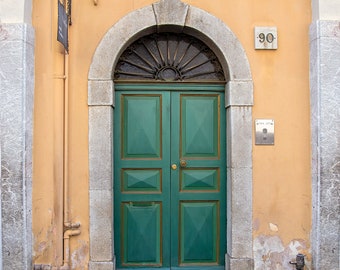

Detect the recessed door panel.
xmin=122 ymin=202 xmax=162 ymax=266
xmin=180 ymin=201 xmax=219 ymax=264
xmin=180 ymin=95 xmax=219 ymax=158
xmin=180 ymin=168 xmax=219 ymax=192
xmin=122 ymin=95 xmax=162 ymax=159
xmin=122 ymin=169 xmax=162 ymax=193
xmin=115 ymin=86 xmax=225 ymax=270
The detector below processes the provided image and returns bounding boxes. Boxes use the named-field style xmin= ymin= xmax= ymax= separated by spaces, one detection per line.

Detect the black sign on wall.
xmin=57 ymin=1 xmax=69 ymax=52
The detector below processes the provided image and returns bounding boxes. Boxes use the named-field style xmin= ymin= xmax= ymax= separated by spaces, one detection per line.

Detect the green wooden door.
xmin=114 ymin=84 xmax=226 ymax=270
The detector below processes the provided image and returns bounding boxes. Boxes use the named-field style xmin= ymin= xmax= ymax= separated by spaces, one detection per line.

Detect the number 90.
xmin=258 ymin=32 xmax=275 ymax=43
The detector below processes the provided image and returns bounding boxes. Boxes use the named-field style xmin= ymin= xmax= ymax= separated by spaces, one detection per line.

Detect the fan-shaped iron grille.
xmin=114 ymin=33 xmax=225 ymax=82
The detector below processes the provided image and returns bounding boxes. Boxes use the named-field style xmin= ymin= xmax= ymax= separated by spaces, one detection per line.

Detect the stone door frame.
xmin=88 ymin=1 xmax=253 ymax=269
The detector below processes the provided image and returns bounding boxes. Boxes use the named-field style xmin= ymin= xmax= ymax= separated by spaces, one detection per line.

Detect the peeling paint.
xmin=269 ymin=223 xmax=279 ymax=232
xmin=254 ymin=235 xmax=310 ymax=270
xmin=71 ymin=240 xmax=89 ymax=269
xmin=33 ymin=225 xmax=58 ymax=262
xmin=34 ymin=228 xmax=50 ymax=259
xmin=33 ymin=209 xmax=62 ymax=264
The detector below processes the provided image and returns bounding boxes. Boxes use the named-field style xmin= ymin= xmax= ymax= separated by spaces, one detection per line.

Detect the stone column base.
xmin=225 ymin=254 xmax=254 ymax=270
xmin=88 ymin=261 xmax=115 ymax=270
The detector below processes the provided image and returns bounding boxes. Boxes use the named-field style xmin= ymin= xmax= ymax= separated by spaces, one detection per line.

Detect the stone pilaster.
xmin=0 ymin=23 xmax=34 ymax=270
xmin=310 ymin=20 xmax=340 ymax=270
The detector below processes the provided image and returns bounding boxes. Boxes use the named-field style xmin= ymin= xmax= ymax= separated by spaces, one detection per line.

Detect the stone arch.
xmin=88 ymin=1 xmax=253 ymax=269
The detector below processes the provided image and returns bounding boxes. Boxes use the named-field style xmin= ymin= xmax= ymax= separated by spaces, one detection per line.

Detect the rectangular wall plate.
xmin=255 ymin=119 xmax=274 ymax=145
xmin=254 ymin=27 xmax=278 ymax=50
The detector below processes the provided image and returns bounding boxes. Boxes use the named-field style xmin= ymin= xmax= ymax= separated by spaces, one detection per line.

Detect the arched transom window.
xmin=114 ymin=33 xmax=225 ymax=82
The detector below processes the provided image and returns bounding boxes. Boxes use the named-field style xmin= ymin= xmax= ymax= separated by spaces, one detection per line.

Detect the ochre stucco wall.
xmin=32 ymin=0 xmax=311 ymax=268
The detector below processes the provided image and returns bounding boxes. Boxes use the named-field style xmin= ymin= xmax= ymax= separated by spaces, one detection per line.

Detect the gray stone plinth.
xmin=226 ymin=254 xmax=253 ymax=270
xmin=88 ymin=261 xmax=114 ymax=270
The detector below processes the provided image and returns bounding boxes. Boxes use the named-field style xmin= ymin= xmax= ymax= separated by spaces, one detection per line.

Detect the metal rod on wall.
xmin=67 ymin=0 xmax=72 ymax=25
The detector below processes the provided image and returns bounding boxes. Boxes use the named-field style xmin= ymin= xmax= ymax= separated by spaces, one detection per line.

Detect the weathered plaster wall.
xmin=254 ymin=236 xmax=309 ymax=269
xmin=32 ymin=0 xmax=65 ymax=266
xmin=219 ymin=0 xmax=312 ymax=268
xmin=32 ymin=0 xmax=312 ymax=269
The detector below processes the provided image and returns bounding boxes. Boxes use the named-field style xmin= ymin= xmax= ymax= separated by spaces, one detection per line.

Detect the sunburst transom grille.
xmin=114 ymin=33 xmax=225 ymax=82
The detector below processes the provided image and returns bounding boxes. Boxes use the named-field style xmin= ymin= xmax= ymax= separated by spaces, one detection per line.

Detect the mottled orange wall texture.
xmin=32 ymin=0 xmax=311 ymax=268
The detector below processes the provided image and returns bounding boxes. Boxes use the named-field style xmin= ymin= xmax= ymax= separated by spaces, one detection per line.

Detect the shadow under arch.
xmin=88 ymin=1 xmax=253 ymax=269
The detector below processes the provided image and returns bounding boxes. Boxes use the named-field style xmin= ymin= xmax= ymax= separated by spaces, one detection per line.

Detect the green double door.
xmin=114 ymin=84 xmax=226 ymax=270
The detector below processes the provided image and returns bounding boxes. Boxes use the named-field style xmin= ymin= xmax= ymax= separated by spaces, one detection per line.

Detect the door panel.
xmin=115 ymin=92 xmax=171 ymax=268
xmin=180 ymin=201 xmax=218 ymax=264
xmin=171 ymin=92 xmax=225 ymax=268
xmin=122 ymin=95 xmax=162 ymax=159
xmin=180 ymin=168 xmax=219 ymax=191
xmin=122 ymin=169 xmax=162 ymax=193
xmin=122 ymin=202 xmax=161 ymax=265
xmin=180 ymin=95 xmax=219 ymax=158
xmin=115 ymin=86 xmax=225 ymax=270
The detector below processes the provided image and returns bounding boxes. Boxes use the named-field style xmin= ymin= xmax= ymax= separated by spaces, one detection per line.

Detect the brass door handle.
xmin=180 ymin=160 xmax=187 ymax=167
xmin=171 ymin=164 xmax=177 ymax=170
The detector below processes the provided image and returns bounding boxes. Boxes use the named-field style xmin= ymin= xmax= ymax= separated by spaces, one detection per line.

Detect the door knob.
xmin=180 ymin=160 xmax=187 ymax=167
xmin=171 ymin=164 xmax=177 ymax=170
